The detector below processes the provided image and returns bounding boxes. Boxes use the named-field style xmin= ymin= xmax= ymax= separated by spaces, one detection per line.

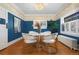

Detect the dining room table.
xmin=29 ymin=31 xmax=51 ymax=42
xmin=28 ymin=31 xmax=51 ymax=52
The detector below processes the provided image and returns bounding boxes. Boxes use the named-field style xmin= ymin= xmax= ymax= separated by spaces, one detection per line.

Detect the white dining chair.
xmin=22 ymin=33 xmax=37 ymax=44
xmin=42 ymin=33 xmax=58 ymax=54
xmin=22 ymin=33 xmax=37 ymax=54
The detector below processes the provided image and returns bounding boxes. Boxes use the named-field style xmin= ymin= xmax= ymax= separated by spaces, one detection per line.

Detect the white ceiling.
xmin=14 ymin=3 xmax=68 ymax=14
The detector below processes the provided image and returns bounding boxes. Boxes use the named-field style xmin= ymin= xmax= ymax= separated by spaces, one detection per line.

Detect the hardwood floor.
xmin=0 ymin=39 xmax=79 ymax=55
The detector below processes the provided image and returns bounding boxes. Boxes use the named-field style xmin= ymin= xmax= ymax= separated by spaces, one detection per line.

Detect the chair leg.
xmin=42 ymin=43 xmax=57 ymax=54
xmin=23 ymin=43 xmax=37 ymax=54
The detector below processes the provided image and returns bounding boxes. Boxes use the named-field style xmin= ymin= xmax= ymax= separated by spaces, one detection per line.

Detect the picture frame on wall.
xmin=70 ymin=21 xmax=76 ymax=33
xmin=62 ymin=24 xmax=65 ymax=31
xmin=77 ymin=20 xmax=79 ymax=33
xmin=33 ymin=20 xmax=47 ymax=29
xmin=14 ymin=17 xmax=21 ymax=33
xmin=65 ymin=23 xmax=69 ymax=31
xmin=41 ymin=21 xmax=47 ymax=29
xmin=33 ymin=20 xmax=38 ymax=29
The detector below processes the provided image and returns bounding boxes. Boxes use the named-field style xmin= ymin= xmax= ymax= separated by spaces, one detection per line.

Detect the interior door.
xmin=0 ymin=25 xmax=7 ymax=50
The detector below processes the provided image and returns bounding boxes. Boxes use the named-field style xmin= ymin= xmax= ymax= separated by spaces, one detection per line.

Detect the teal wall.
xmin=8 ymin=12 xmax=22 ymax=42
xmin=47 ymin=19 xmax=60 ymax=33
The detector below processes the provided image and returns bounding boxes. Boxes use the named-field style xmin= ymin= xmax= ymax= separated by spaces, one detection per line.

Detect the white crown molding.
xmin=25 ymin=14 xmax=55 ymax=16
xmin=54 ymin=4 xmax=71 ymax=19
xmin=10 ymin=3 xmax=25 ymax=16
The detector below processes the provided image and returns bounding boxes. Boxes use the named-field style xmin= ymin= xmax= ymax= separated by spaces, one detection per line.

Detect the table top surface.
xmin=29 ymin=31 xmax=51 ymax=36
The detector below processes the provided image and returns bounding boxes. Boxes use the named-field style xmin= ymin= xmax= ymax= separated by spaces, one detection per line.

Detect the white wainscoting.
xmin=0 ymin=6 xmax=23 ymax=50
xmin=0 ymin=25 xmax=8 ymax=50
xmin=58 ymin=35 xmax=78 ymax=50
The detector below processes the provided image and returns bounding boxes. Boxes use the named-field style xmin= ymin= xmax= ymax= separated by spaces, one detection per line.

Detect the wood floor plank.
xmin=0 ymin=39 xmax=79 ymax=55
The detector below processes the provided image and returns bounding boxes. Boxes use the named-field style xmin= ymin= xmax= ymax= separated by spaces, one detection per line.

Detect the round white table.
xmin=28 ymin=31 xmax=52 ymax=53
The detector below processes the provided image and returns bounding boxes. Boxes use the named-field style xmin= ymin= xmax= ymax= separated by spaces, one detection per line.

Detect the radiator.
xmin=58 ymin=35 xmax=79 ymax=50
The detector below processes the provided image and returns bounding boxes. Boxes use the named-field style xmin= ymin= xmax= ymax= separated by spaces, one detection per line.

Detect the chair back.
xmin=22 ymin=33 xmax=28 ymax=39
xmin=22 ymin=33 xmax=37 ymax=43
xmin=43 ymin=33 xmax=58 ymax=40
xmin=52 ymin=33 xmax=58 ymax=39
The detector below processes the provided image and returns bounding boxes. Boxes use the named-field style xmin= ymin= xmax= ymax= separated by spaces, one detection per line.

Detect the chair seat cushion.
xmin=24 ymin=39 xmax=37 ymax=43
xmin=43 ymin=39 xmax=55 ymax=43
xmin=27 ymin=35 xmax=36 ymax=39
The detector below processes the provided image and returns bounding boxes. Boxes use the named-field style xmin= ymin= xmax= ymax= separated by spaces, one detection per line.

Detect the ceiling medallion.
xmin=34 ymin=3 xmax=45 ymax=10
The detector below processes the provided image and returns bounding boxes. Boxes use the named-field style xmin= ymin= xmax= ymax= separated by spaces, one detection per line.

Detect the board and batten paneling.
xmin=0 ymin=7 xmax=8 ymax=50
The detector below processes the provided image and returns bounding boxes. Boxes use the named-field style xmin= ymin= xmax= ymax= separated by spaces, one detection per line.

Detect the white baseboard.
xmin=0 ymin=37 xmax=23 ymax=50
xmin=8 ymin=37 xmax=23 ymax=47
